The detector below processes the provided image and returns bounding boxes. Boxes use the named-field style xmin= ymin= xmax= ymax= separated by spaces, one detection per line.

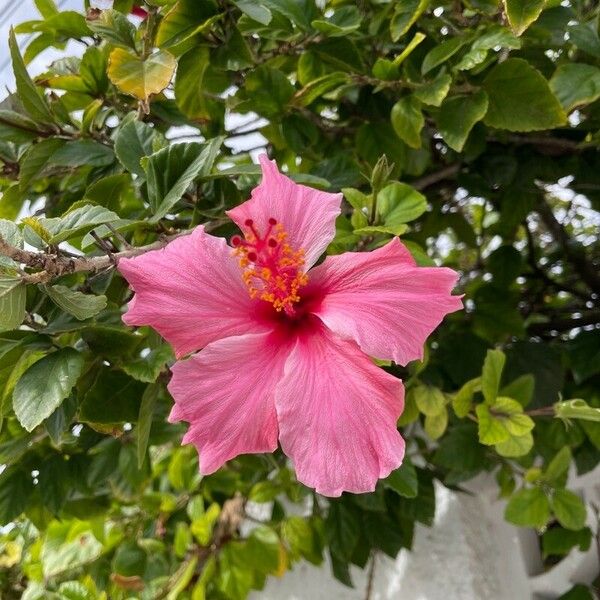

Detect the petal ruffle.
xmin=168 ymin=331 xmax=292 ymax=474
xmin=226 ymin=155 xmax=342 ymax=269
xmin=118 ymin=226 xmax=265 ymax=358
xmin=307 ymin=238 xmax=463 ymax=365
xmin=275 ymin=321 xmax=405 ymax=497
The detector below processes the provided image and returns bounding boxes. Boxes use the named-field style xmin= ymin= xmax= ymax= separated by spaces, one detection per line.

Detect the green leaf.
xmin=555 ymin=399 xmax=600 ymax=423
xmin=293 ymin=72 xmax=349 ymax=107
xmin=492 ymin=396 xmax=534 ymax=436
xmin=452 ymin=377 xmax=481 ymax=418
xmin=40 ymin=204 xmax=121 ymax=244
xmin=414 ymin=384 xmax=446 ymax=416
xmin=500 ymin=374 xmax=534 ymax=407
xmin=544 ymin=447 xmax=571 ymax=486
xmin=232 ymin=0 xmax=272 ymax=25
xmin=393 ymin=32 xmax=427 ymax=68
xmin=495 ymin=431 xmax=533 ymax=457
xmin=13 ymin=349 xmax=84 ymax=432
xmin=137 ymin=383 xmax=159 ymax=468
xmin=156 ymin=0 xmax=219 ymax=48
xmin=476 ymin=403 xmax=510 ymax=445
xmin=377 ymin=182 xmax=428 ymax=225
xmin=481 ymin=349 xmax=506 ymax=403
xmin=325 ymin=502 xmax=359 ymax=561
xmin=425 ymin=408 xmax=448 ymax=440
xmin=50 ymin=140 xmax=115 ymax=168
xmin=0 ymin=277 xmax=26 ymax=332
xmin=86 ymin=9 xmax=138 ymax=50
xmin=282 ymin=517 xmax=322 ymax=565
xmin=421 ymin=37 xmax=467 ymax=74
xmin=114 ymin=117 xmax=163 ymax=177
xmin=145 ymin=138 xmax=223 ymax=220
xmin=549 ymin=63 xmax=600 ymax=112
xmin=383 ymin=460 xmax=418 ymax=498
xmin=44 ymin=285 xmax=107 ymax=321
xmin=80 ymin=368 xmax=144 ymax=425
xmin=312 ymin=6 xmax=361 ymax=37
xmin=438 ymin=91 xmax=489 ymax=152
xmin=542 ymin=527 xmax=592 ymax=558
xmin=505 ymin=487 xmax=550 ymax=529
xmin=174 ymin=46 xmax=212 ymax=120
xmin=0 ymin=468 xmax=33 ymax=524
xmin=483 ymin=58 xmax=566 ymax=131
xmin=413 ymin=73 xmax=452 ymax=107
xmin=390 ymin=0 xmax=429 ymax=42
xmin=503 ymin=0 xmax=546 ymax=36
xmin=9 ymin=29 xmax=54 ymax=123
xmin=108 ymin=48 xmax=177 ymax=101
xmin=122 ymin=345 xmax=173 ymax=383
xmin=19 ymin=138 xmax=66 ymax=191
xmin=391 ymin=96 xmax=424 ymax=149
xmin=552 ymin=489 xmax=586 ymax=531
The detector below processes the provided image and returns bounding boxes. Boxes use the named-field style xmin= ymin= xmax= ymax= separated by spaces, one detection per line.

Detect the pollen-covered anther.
xmin=231 ymin=217 xmax=307 ymax=314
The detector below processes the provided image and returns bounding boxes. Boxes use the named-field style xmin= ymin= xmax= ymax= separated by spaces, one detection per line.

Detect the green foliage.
xmin=0 ymin=0 xmax=599 ymax=597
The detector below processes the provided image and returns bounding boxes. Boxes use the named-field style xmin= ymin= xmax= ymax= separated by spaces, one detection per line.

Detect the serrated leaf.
xmin=40 ymin=205 xmax=121 ymax=244
xmin=476 ymin=403 xmax=510 ymax=445
xmin=413 ymin=73 xmax=452 ymax=107
xmin=503 ymin=0 xmax=546 ymax=36
xmin=156 ymin=0 xmax=219 ymax=48
xmin=145 ymin=138 xmax=223 ymax=221
xmin=114 ymin=117 xmax=163 ymax=177
xmin=549 ymin=63 xmax=600 ymax=112
xmin=483 ymin=58 xmax=566 ymax=131
xmin=377 ymin=182 xmax=427 ymax=225
xmin=86 ymin=9 xmax=138 ymax=50
xmin=9 ymin=29 xmax=54 ymax=123
xmin=108 ymin=48 xmax=176 ymax=101
xmin=44 ymin=285 xmax=107 ymax=320
xmin=13 ymin=348 xmax=84 ymax=432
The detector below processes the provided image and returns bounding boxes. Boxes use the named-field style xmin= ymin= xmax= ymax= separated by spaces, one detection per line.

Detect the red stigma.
xmin=231 ymin=216 xmax=308 ymax=314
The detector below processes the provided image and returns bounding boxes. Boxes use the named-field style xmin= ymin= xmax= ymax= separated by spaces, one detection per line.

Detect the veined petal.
xmin=308 ymin=238 xmax=463 ymax=366
xmin=118 ymin=226 xmax=266 ymax=358
xmin=275 ymin=321 xmax=405 ymax=497
xmin=227 ymin=155 xmax=342 ymax=269
xmin=168 ymin=331 xmax=292 ymax=474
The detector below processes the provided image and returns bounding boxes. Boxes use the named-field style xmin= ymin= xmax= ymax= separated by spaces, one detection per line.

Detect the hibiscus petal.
xmin=227 ymin=155 xmax=342 ymax=268
xmin=168 ymin=331 xmax=292 ymax=474
xmin=275 ymin=321 xmax=405 ymax=497
xmin=118 ymin=226 xmax=265 ymax=358
xmin=308 ymin=238 xmax=463 ymax=365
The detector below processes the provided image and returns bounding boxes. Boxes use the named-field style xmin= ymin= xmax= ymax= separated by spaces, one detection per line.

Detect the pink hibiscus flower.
xmin=118 ymin=155 xmax=462 ymax=496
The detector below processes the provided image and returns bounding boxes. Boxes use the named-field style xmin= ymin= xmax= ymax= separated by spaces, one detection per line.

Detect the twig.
xmin=365 ymin=551 xmax=377 ymax=600
xmin=0 ymin=220 xmax=227 ymax=284
xmin=412 ymin=163 xmax=461 ymax=191
xmin=536 ymin=199 xmax=600 ymax=295
xmin=106 ymin=223 xmax=133 ymax=249
xmin=527 ymin=310 xmax=600 ymax=335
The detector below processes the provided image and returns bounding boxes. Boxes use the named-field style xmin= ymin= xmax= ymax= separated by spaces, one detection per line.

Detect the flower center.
xmin=232 ymin=218 xmax=308 ymax=315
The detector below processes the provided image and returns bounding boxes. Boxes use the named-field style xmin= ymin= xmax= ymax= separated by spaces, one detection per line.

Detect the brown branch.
xmin=536 ymin=199 xmax=600 ymax=295
xmin=527 ymin=310 xmax=600 ymax=335
xmin=412 ymin=163 xmax=461 ymax=191
xmin=0 ymin=221 xmax=227 ymax=284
